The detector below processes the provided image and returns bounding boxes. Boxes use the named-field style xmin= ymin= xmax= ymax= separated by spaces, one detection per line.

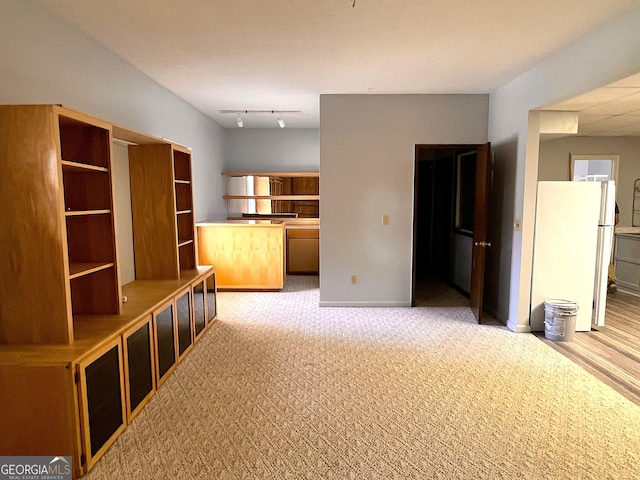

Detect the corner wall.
xmin=319 ymin=94 xmax=488 ymax=306
xmin=488 ymin=6 xmax=640 ymax=330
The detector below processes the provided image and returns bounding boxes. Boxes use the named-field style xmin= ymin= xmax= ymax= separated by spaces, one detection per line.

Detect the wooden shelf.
xmin=61 ymin=160 xmax=109 ymax=173
xmin=222 ymin=171 xmax=319 ymax=220
xmin=69 ymin=262 xmax=115 ymax=279
xmin=65 ymin=209 xmax=111 ymax=216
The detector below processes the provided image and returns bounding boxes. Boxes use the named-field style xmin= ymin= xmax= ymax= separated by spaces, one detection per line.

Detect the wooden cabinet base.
xmin=0 ymin=266 xmax=216 ymax=478
xmin=287 ymin=228 xmax=319 ymax=274
xmin=197 ymin=222 xmax=285 ymax=289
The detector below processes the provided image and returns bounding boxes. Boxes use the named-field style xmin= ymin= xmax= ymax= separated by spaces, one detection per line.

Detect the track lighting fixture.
xmin=220 ymin=109 xmax=300 ymax=128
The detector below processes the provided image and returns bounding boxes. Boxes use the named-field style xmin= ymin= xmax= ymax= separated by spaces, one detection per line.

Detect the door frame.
xmin=411 ymin=143 xmax=491 ymax=320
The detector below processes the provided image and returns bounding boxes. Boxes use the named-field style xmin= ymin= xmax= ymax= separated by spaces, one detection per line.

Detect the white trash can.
xmin=543 ymin=299 xmax=578 ymax=342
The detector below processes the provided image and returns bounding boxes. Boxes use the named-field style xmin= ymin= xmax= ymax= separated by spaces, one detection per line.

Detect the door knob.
xmin=474 ymin=241 xmax=492 ymax=247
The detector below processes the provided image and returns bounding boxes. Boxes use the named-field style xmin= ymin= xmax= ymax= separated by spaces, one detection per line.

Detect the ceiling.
xmin=40 ymin=0 xmax=640 ymax=130
xmin=542 ymin=73 xmax=640 ymax=137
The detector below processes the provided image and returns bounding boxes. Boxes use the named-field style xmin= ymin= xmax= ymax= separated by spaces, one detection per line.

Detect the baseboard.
xmin=507 ymin=318 xmax=532 ymax=333
xmin=319 ymin=301 xmax=412 ymax=307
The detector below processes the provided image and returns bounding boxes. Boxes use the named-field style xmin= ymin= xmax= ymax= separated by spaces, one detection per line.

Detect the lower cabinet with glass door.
xmin=192 ymin=268 xmax=218 ymax=342
xmin=77 ymin=337 xmax=127 ymax=472
xmin=0 ymin=266 xmax=216 ymax=479
xmin=122 ymin=315 xmax=156 ymax=423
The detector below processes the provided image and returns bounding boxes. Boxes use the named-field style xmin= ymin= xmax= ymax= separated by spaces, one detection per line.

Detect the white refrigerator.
xmin=530 ymin=181 xmax=616 ymax=332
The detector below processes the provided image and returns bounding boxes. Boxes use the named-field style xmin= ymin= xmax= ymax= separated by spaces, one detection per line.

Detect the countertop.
xmin=197 ymin=220 xmax=284 ymax=226
xmin=616 ymin=226 xmax=640 ymax=235
xmin=197 ymin=219 xmax=319 ymax=230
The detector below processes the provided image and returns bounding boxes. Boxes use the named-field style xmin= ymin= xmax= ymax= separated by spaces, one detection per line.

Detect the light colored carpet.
xmin=85 ymin=276 xmax=640 ymax=479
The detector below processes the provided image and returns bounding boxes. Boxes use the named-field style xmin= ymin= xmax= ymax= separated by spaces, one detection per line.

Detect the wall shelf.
xmin=68 ymin=262 xmax=115 ymax=279
xmin=222 ymin=171 xmax=319 ymax=220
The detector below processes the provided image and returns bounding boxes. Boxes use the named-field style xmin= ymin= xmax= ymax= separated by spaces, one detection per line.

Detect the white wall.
xmin=0 ymin=1 xmax=226 ymax=282
xmin=319 ymin=94 xmax=489 ymax=306
xmin=111 ymin=142 xmax=136 ymax=284
xmin=488 ymin=6 xmax=640 ymax=331
xmin=224 ymin=128 xmax=319 ymax=172
xmin=539 ymin=136 xmax=640 ymax=227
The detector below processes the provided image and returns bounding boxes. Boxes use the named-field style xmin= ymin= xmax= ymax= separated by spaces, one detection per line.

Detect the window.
xmin=570 ymin=154 xmax=619 ymax=184
xmin=455 ymin=150 xmax=476 ymax=234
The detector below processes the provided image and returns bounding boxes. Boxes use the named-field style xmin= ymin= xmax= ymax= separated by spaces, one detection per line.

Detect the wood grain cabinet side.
xmin=197 ymin=223 xmax=284 ymax=289
xmin=0 ymin=363 xmax=82 ymax=477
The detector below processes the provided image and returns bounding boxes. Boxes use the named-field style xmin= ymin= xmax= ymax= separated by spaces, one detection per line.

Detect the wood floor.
xmin=537 ymin=290 xmax=640 ymax=407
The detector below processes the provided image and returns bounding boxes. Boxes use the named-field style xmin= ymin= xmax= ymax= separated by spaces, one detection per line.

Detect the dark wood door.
xmin=469 ymin=143 xmax=491 ymax=323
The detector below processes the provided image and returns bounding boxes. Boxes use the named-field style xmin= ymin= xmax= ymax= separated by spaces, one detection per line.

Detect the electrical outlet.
xmin=382 ymin=214 xmax=389 ymax=226
xmin=514 ymin=219 xmax=521 ymax=231
xmin=350 ymin=275 xmax=357 ymax=285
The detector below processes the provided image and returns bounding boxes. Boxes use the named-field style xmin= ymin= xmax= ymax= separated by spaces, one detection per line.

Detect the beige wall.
xmin=539 ymin=136 xmax=640 ymax=227
xmin=224 ymin=128 xmax=319 ymax=172
xmin=319 ymin=94 xmax=489 ymax=306
xmin=489 ymin=6 xmax=640 ymax=331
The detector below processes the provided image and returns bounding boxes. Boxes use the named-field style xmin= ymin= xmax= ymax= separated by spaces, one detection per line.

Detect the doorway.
xmin=411 ymin=144 xmax=491 ymax=316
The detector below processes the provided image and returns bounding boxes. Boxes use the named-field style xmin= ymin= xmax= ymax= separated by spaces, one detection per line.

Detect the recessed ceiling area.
xmin=40 ymin=0 xmax=640 ymax=129
xmin=541 ymin=72 xmax=640 ymax=137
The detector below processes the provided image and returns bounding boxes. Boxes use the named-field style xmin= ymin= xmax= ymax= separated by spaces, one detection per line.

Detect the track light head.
xmin=220 ymin=109 xmax=298 ymax=128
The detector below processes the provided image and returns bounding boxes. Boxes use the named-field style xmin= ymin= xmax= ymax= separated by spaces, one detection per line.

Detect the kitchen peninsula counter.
xmin=197 ymin=221 xmax=286 ymax=290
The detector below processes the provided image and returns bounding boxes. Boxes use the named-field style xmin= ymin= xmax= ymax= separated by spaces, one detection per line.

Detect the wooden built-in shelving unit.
xmin=128 ymin=144 xmax=196 ymax=280
xmin=222 ymin=171 xmax=319 ymax=220
xmin=0 ymin=104 xmax=216 ymax=479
